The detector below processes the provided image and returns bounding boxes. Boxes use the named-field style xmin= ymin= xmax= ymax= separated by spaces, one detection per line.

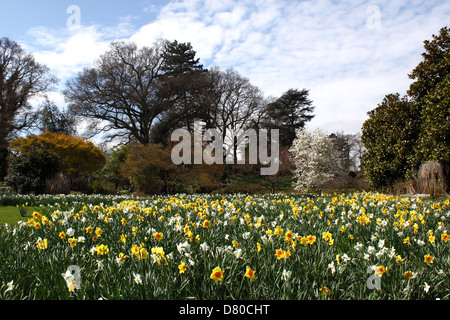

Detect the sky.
xmin=1 ymin=0 xmax=449 ymax=136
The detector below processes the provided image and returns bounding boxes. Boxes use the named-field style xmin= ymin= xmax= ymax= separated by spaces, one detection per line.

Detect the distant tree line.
xmin=0 ymin=36 xmax=324 ymax=194
xmin=5 ymin=31 xmax=429 ymax=195
xmin=62 ymin=39 xmax=316 ymax=150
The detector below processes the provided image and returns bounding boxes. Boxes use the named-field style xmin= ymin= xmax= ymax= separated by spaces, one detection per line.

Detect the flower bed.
xmin=0 ymin=192 xmax=448 ymax=299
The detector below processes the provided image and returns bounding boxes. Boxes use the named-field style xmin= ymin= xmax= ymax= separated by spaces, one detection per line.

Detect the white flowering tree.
xmin=289 ymin=128 xmax=338 ymax=192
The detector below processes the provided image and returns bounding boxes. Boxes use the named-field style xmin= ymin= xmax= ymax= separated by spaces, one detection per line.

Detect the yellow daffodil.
xmin=131 ymin=244 xmax=141 ymax=256
xmin=95 ymin=227 xmax=103 ymax=237
xmin=322 ymin=231 xmax=332 ymax=242
xmin=27 ymin=219 xmax=36 ymax=227
xmin=274 ymin=226 xmax=284 ymax=236
xmin=275 ymin=248 xmax=290 ymax=260
xmin=275 ymin=248 xmax=285 ymax=260
xmin=68 ymin=237 xmax=78 ymax=248
xmin=307 ymin=235 xmax=316 ymax=245
xmin=284 ymin=250 xmax=291 ymax=259
xmin=36 ymin=238 xmax=48 ymax=250
xmin=374 ymin=265 xmax=388 ymax=277
xmin=202 ymin=220 xmax=211 ymax=228
xmin=284 ymin=230 xmax=294 ymax=243
xmin=153 ymin=232 xmax=163 ymax=242
xmin=139 ymin=247 xmax=149 ymax=260
xmin=116 ymin=253 xmax=127 ymax=265
xmin=299 ymin=236 xmax=308 ymax=246
xmin=150 ymin=247 xmax=166 ymax=264
xmin=424 ymin=254 xmax=434 ymax=265
xmin=178 ymin=261 xmax=186 ymax=274
xmin=41 ymin=216 xmax=49 ymax=225
xmin=244 ymin=266 xmax=256 ymax=281
xmin=96 ymin=244 xmax=109 ymax=255
xmin=319 ymin=286 xmax=331 ymax=295
xmin=210 ymin=266 xmax=224 ymax=283
xmin=404 ymin=271 xmax=413 ymax=279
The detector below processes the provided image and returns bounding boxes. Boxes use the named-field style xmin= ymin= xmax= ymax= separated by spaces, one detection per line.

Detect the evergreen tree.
xmin=264 ymin=89 xmax=315 ymax=147
xmin=408 ymin=27 xmax=450 ymax=169
xmin=160 ymin=40 xmax=204 ymax=76
xmin=361 ymin=26 xmax=450 ymax=190
xmin=153 ymin=40 xmax=209 ymax=143
xmin=361 ymin=94 xmax=420 ymax=190
xmin=5 ymin=148 xmax=62 ymax=194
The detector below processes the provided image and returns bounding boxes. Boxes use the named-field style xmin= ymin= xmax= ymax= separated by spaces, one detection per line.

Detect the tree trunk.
xmin=0 ymin=138 xmax=8 ymax=180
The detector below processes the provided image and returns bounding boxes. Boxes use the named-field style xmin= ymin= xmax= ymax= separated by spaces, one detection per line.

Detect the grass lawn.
xmin=0 ymin=206 xmax=31 ymax=225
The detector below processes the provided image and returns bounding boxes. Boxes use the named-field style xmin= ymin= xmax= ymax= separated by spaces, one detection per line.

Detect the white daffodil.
xmin=177 ymin=241 xmax=191 ymax=254
xmin=61 ymin=267 xmax=81 ymax=291
xmin=281 ymin=269 xmax=292 ymax=281
xmin=233 ymin=248 xmax=243 ymax=259
xmin=66 ymin=227 xmax=75 ymax=237
xmin=327 ymin=261 xmax=336 ymax=274
xmin=242 ymin=232 xmax=251 ymax=240
xmin=133 ymin=273 xmax=143 ymax=285
xmin=200 ymin=242 xmax=210 ymax=252
xmin=5 ymin=280 xmax=14 ymax=293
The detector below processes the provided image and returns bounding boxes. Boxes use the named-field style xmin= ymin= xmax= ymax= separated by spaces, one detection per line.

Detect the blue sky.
xmin=0 ymin=1 xmax=160 ymax=37
xmin=1 ymin=0 xmax=449 ymax=135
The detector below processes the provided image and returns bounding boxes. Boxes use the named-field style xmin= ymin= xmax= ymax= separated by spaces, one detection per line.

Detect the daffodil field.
xmin=0 ymin=192 xmax=449 ymax=300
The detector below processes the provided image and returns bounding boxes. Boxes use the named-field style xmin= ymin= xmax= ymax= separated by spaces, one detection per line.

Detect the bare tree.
xmin=37 ymin=98 xmax=76 ymax=135
xmin=64 ymin=40 xmax=168 ymax=144
xmin=329 ymin=131 xmax=363 ymax=173
xmin=0 ymin=37 xmax=57 ymax=179
xmin=63 ymin=39 xmax=268 ymax=159
xmin=204 ymin=67 xmax=264 ymax=163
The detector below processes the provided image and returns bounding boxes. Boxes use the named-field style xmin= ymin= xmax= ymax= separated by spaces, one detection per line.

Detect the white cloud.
xmin=27 ymin=26 xmax=110 ymax=84
xmin=308 ymin=72 xmax=412 ymax=134
xmin=23 ymin=0 xmax=450 ymax=135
